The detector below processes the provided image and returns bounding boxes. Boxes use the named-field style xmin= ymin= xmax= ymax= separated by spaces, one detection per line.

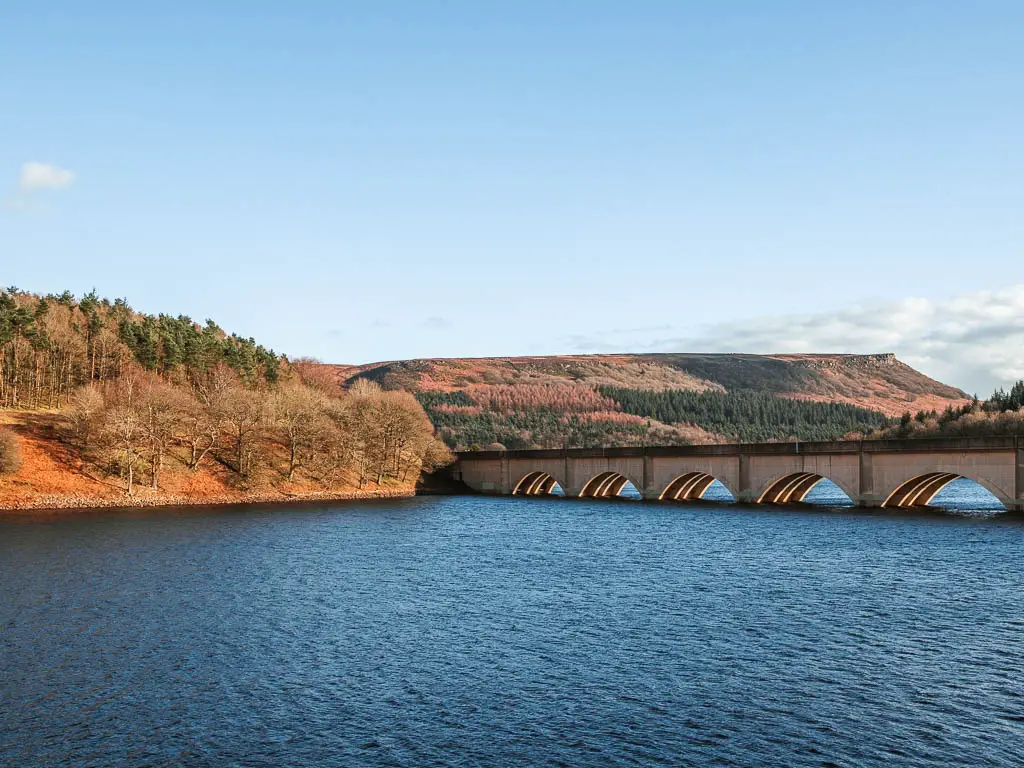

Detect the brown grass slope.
xmin=325 ymin=353 xmax=968 ymax=418
xmin=0 ymin=410 xmax=413 ymax=512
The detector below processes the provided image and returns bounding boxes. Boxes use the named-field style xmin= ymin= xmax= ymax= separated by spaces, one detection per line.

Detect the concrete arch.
xmin=882 ymin=472 xmax=1010 ymax=509
xmin=756 ymin=472 xmax=856 ymax=505
xmin=659 ymin=472 xmax=735 ymax=502
xmin=578 ymin=471 xmax=642 ymax=499
xmin=512 ymin=471 xmax=563 ymax=496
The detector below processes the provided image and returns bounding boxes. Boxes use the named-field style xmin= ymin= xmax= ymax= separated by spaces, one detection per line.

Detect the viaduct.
xmin=453 ymin=436 xmax=1024 ymax=512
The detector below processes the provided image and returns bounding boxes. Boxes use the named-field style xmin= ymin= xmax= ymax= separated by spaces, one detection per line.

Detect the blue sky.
xmin=3 ymin=1 xmax=1023 ymax=391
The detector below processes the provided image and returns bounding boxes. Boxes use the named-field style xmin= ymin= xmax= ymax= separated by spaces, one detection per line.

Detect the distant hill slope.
xmin=324 ymin=353 xmax=969 ymax=450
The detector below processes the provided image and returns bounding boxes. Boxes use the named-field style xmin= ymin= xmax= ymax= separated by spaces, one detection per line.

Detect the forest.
xmin=0 ymin=289 xmax=449 ymax=495
xmin=872 ymin=381 xmax=1024 ymax=439
xmin=599 ymin=386 xmax=889 ymax=443
xmin=417 ymin=389 xmax=688 ymax=450
xmin=417 ymin=382 xmax=891 ymax=450
xmin=0 ymin=288 xmax=278 ymax=408
xmin=5 ymin=287 xmax=1010 ymax=486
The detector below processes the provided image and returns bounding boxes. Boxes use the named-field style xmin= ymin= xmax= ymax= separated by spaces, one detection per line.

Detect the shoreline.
xmin=0 ymin=487 xmax=418 ymax=515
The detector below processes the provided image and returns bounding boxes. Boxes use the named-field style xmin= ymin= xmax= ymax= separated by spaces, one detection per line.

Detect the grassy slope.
xmin=327 ymin=353 xmax=967 ymax=416
xmin=321 ymin=353 xmax=969 ymax=449
xmin=0 ymin=410 xmax=413 ymax=511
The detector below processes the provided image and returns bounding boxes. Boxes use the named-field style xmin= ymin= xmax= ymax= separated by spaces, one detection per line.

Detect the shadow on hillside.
xmin=6 ymin=411 xmax=121 ymax=490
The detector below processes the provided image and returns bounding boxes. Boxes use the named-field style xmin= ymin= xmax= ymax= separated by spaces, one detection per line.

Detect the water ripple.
xmin=1 ymin=495 xmax=1023 ymax=767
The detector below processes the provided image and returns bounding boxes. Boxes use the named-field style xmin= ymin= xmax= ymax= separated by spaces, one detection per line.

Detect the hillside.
xmin=0 ymin=288 xmax=448 ymax=510
xmin=326 ymin=353 xmax=970 ymax=450
xmin=868 ymin=380 xmax=1024 ymax=440
xmin=0 ymin=286 xmax=974 ymax=497
xmin=0 ymin=408 xmax=416 ymax=511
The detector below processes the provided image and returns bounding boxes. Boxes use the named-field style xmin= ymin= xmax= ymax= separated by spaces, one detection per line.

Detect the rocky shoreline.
xmin=0 ymin=487 xmax=417 ymax=514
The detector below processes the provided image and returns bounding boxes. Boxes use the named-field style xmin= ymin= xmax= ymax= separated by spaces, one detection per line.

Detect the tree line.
xmin=0 ymin=289 xmax=449 ymax=494
xmin=416 ymin=390 xmax=694 ymax=449
xmin=876 ymin=380 xmax=1024 ymax=439
xmin=62 ymin=366 xmax=447 ymax=496
xmin=0 ymin=288 xmax=279 ymax=409
xmin=415 ymin=384 xmax=889 ymax=449
xmin=597 ymin=386 xmax=888 ymax=443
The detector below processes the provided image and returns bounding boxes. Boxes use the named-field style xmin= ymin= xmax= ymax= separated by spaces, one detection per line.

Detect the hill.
xmin=0 ymin=288 xmax=448 ymax=509
xmin=0 ymin=286 xmax=974 ymax=499
xmin=325 ymin=353 xmax=970 ymax=450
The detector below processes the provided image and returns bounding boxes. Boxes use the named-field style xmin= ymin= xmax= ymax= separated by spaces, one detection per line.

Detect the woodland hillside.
xmin=0 ymin=289 xmax=449 ymax=507
xmin=329 ymin=354 xmax=970 ymax=450
xmin=0 ymin=288 xmax=989 ymax=498
xmin=870 ymin=381 xmax=1024 ymax=440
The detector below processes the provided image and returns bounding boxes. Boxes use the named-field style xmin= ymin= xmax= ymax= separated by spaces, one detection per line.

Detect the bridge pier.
xmin=858 ymin=450 xmax=882 ymax=508
xmin=1013 ymin=441 xmax=1024 ymax=513
xmin=736 ymin=453 xmax=755 ymax=504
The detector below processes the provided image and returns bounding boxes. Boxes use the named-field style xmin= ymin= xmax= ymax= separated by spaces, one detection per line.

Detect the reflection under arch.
xmin=578 ymin=472 xmax=641 ymax=499
xmin=659 ymin=472 xmax=735 ymax=502
xmin=512 ymin=471 xmax=565 ymax=497
xmin=758 ymin=472 xmax=854 ymax=505
xmin=882 ymin=473 xmax=1007 ymax=510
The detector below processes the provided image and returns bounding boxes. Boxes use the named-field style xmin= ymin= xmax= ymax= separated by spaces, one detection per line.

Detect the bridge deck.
xmin=456 ymin=436 xmax=1021 ymax=461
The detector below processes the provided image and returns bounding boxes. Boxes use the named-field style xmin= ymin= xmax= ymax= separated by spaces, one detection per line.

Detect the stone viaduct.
xmin=453 ymin=437 xmax=1024 ymax=512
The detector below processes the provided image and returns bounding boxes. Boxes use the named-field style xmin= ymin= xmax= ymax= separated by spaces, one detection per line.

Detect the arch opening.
xmin=660 ymin=472 xmax=735 ymax=503
xmin=883 ymin=474 xmax=1006 ymax=513
xmin=578 ymin=472 xmax=641 ymax=500
xmin=801 ymin=477 xmax=855 ymax=507
xmin=758 ymin=473 xmax=853 ymax=506
xmin=512 ymin=471 xmax=565 ymax=497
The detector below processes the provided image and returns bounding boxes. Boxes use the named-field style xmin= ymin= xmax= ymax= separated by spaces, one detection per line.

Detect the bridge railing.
xmin=455 ymin=435 xmax=1021 ymax=461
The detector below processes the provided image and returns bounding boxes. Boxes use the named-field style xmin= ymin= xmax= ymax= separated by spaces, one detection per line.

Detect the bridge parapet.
xmin=456 ymin=436 xmax=1021 ymax=462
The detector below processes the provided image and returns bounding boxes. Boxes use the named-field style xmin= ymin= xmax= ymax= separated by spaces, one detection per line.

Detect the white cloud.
xmin=3 ymin=162 xmax=76 ymax=214
xmin=566 ymin=285 xmax=1024 ymax=395
xmin=421 ymin=316 xmax=453 ymax=330
xmin=18 ymin=162 xmax=76 ymax=191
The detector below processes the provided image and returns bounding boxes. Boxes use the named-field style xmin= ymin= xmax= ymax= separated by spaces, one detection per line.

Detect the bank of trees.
xmin=599 ymin=387 xmax=888 ymax=443
xmin=874 ymin=380 xmax=1024 ymax=439
xmin=418 ymin=384 xmax=890 ymax=449
xmin=986 ymin=381 xmax=1024 ymax=414
xmin=0 ymin=288 xmax=279 ymax=409
xmin=64 ymin=367 xmax=448 ymax=496
xmin=0 ymin=288 xmax=449 ymax=495
xmin=416 ymin=389 xmax=696 ymax=449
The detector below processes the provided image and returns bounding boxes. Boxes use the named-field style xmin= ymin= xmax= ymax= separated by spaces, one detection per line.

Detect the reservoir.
xmin=2 ymin=491 xmax=1022 ymax=767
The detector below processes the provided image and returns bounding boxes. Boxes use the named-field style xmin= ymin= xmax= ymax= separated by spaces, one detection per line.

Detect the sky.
xmin=2 ymin=1 xmax=1023 ymax=394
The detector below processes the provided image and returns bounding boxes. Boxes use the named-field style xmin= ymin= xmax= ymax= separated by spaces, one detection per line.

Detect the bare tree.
xmin=214 ymin=377 xmax=268 ymax=477
xmin=345 ymin=386 xmax=439 ymax=486
xmin=289 ymin=358 xmax=340 ymax=395
xmin=303 ymin=397 xmax=355 ymax=483
xmin=65 ymin=384 xmax=105 ymax=448
xmin=273 ymin=383 xmax=329 ymax=481
xmin=181 ymin=389 xmax=220 ymax=471
xmin=92 ymin=372 xmax=146 ymax=496
xmin=420 ymin=437 xmax=454 ymax=485
xmin=348 ymin=378 xmax=383 ymax=398
xmin=102 ymin=405 xmax=145 ymax=497
xmin=137 ymin=375 xmax=186 ymax=489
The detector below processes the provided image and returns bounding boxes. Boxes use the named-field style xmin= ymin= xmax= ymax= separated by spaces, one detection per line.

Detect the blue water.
xmin=616 ymin=476 xmax=1007 ymax=515
xmin=2 ymin=494 xmax=1022 ymax=767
